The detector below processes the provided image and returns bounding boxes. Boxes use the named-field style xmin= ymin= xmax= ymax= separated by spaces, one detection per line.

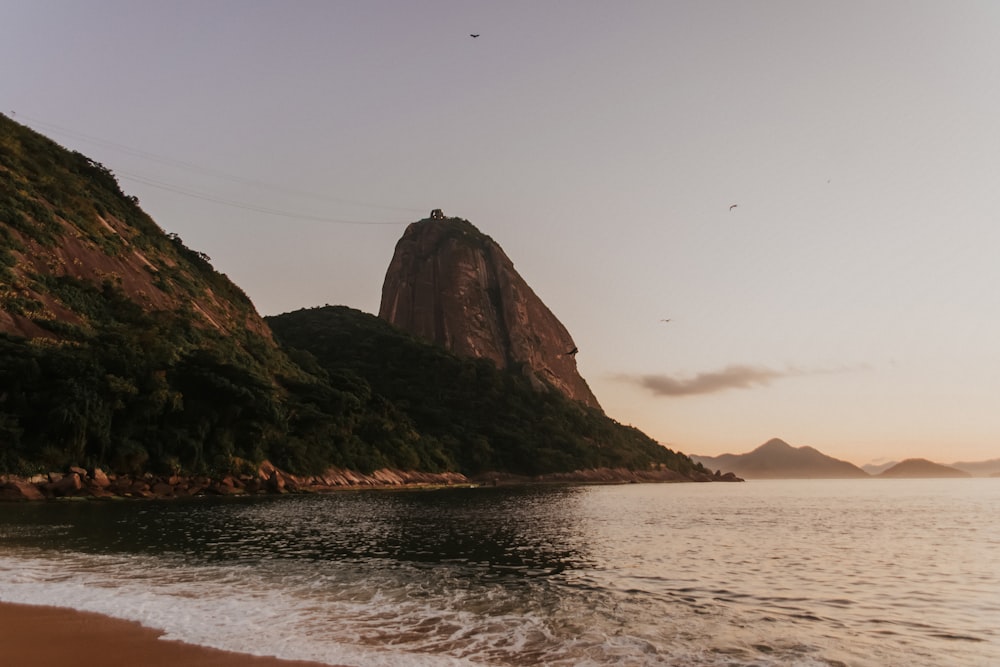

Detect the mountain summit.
xmin=692 ymin=438 xmax=869 ymax=479
xmin=379 ymin=213 xmax=600 ymax=410
xmin=0 ymin=118 xmax=716 ymax=485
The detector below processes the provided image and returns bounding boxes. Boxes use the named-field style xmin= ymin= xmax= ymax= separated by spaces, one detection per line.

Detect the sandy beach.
xmin=0 ymin=602 xmax=343 ymax=667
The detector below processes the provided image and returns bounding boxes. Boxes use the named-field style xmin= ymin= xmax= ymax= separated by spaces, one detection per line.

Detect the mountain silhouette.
xmin=692 ymin=438 xmax=869 ymax=479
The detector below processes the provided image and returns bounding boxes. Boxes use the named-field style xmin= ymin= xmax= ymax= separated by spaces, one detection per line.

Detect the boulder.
xmin=50 ymin=472 xmax=83 ymax=496
xmin=0 ymin=480 xmax=46 ymax=501
xmin=151 ymin=482 xmax=175 ymax=497
xmin=91 ymin=468 xmax=111 ymax=488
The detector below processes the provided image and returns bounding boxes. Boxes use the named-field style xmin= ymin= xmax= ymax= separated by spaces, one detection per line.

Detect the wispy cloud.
xmin=614 ymin=363 xmax=857 ymax=397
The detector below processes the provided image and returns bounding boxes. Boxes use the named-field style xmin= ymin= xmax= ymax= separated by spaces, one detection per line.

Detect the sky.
xmin=3 ymin=1 xmax=999 ymax=466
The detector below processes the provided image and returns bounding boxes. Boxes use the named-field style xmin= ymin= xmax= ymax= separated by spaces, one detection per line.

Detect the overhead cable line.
xmin=118 ymin=171 xmax=411 ymax=225
xmin=12 ymin=111 xmax=425 ymax=215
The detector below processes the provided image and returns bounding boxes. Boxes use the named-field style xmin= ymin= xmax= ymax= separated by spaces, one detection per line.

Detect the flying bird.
xmin=470 ymin=34 xmax=480 ymax=38
xmin=660 ymin=319 xmax=671 ymax=323
xmin=729 ymin=204 xmax=738 ymax=211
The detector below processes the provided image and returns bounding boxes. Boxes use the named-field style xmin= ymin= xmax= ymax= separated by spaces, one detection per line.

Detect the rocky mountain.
xmin=692 ymin=438 xmax=870 ymax=479
xmin=378 ymin=212 xmax=600 ymax=410
xmin=878 ymin=459 xmax=970 ymax=478
xmin=0 ymin=115 xmax=717 ymax=486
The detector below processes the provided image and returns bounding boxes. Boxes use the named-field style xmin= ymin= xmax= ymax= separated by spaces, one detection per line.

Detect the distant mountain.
xmin=879 ymin=459 xmax=970 ymax=478
xmin=948 ymin=458 xmax=1000 ymax=477
xmin=862 ymin=461 xmax=898 ymax=476
xmin=865 ymin=458 xmax=1000 ymax=477
xmin=691 ymin=438 xmax=869 ymax=479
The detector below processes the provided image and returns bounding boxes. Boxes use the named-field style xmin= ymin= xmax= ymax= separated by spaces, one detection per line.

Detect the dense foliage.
xmin=268 ymin=307 xmax=703 ymax=477
xmin=0 ymin=113 xmax=703 ymax=479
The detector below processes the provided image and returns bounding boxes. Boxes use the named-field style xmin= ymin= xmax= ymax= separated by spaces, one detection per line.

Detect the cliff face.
xmin=0 ymin=112 xmax=271 ymax=345
xmin=379 ymin=215 xmax=601 ymax=410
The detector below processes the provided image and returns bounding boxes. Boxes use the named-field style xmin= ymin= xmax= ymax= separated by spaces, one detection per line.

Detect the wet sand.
xmin=0 ymin=602 xmax=345 ymax=667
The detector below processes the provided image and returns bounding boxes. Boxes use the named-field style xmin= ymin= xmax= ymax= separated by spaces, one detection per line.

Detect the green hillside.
xmin=0 ymin=113 xmax=704 ymax=482
xmin=0 ymin=112 xmax=317 ymax=476
xmin=267 ymin=306 xmax=703 ymax=477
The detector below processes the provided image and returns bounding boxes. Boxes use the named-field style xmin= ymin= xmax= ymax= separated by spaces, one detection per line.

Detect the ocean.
xmin=0 ymin=479 xmax=997 ymax=666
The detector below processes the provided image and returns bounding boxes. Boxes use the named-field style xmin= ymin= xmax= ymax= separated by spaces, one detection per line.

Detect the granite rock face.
xmin=379 ymin=215 xmax=601 ymax=410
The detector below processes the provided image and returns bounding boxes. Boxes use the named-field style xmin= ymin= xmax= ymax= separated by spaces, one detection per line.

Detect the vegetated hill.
xmin=0 ymin=114 xmax=709 ymax=482
xmin=0 ymin=112 xmax=344 ymax=476
xmin=379 ymin=213 xmax=600 ymax=409
xmin=878 ymin=459 xmax=970 ymax=478
xmin=267 ymin=305 xmax=706 ymax=477
xmin=692 ymin=438 xmax=869 ymax=479
xmin=0 ymin=116 xmax=267 ymax=343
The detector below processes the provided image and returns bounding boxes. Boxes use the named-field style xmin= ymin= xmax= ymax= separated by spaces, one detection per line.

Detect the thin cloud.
xmin=615 ymin=364 xmax=832 ymax=397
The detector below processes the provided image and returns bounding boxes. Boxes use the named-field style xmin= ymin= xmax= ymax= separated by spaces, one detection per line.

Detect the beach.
xmin=0 ymin=602 xmax=341 ymax=667
xmin=2 ymin=481 xmax=997 ymax=666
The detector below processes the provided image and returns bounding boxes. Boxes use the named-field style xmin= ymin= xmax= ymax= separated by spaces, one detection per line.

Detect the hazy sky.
xmin=4 ymin=1 xmax=999 ymax=466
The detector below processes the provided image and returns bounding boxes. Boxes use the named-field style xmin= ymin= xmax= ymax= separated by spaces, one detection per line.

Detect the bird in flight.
xmin=660 ymin=319 xmax=671 ymax=323
xmin=729 ymin=204 xmax=738 ymax=211
xmin=470 ymin=34 xmax=480 ymax=38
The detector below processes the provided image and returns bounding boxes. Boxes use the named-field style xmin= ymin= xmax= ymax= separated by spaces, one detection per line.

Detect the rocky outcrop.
xmin=379 ymin=214 xmax=601 ymax=410
xmin=475 ymin=467 xmax=742 ymax=486
xmin=0 ymin=460 xmax=742 ymax=501
xmin=0 ymin=462 xmax=475 ymax=501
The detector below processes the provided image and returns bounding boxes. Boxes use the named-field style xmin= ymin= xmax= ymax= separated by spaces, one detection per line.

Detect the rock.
xmin=69 ymin=466 xmax=88 ymax=478
xmin=129 ymin=481 xmax=150 ymax=495
xmin=372 ymin=469 xmax=404 ymax=485
xmin=151 ymin=482 xmax=175 ymax=497
xmin=91 ymin=468 xmax=111 ymax=488
xmin=50 ymin=472 xmax=83 ymax=496
xmin=85 ymin=487 xmax=115 ymax=500
xmin=265 ymin=470 xmax=285 ymax=493
xmin=0 ymin=480 xmax=46 ymax=501
xmin=379 ymin=215 xmax=601 ymax=410
xmin=206 ymin=481 xmax=241 ymax=496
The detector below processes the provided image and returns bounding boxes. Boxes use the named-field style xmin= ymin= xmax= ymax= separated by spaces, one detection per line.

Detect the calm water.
xmin=0 ymin=479 xmax=998 ymax=666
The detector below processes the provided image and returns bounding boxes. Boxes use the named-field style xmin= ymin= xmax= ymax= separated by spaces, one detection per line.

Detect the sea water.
xmin=0 ymin=479 xmax=997 ymax=666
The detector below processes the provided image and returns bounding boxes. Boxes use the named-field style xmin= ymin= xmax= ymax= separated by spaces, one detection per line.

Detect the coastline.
xmin=0 ymin=602 xmax=344 ymax=667
xmin=0 ymin=462 xmax=742 ymax=501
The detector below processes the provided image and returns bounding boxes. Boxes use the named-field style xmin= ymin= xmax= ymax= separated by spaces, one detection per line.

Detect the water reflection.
xmin=0 ymin=487 xmax=591 ymax=576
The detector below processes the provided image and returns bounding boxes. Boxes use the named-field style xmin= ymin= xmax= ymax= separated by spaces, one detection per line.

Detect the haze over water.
xmin=1 ymin=479 xmax=997 ymax=666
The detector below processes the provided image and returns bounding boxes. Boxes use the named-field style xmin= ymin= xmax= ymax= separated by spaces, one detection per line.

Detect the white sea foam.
xmin=0 ymin=549 xmax=473 ymax=667
xmin=2 ymin=480 xmax=998 ymax=666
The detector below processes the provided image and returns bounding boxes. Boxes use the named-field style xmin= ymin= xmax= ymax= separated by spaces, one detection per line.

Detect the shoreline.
xmin=0 ymin=463 xmax=741 ymax=501
xmin=0 ymin=602 xmax=345 ymax=667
